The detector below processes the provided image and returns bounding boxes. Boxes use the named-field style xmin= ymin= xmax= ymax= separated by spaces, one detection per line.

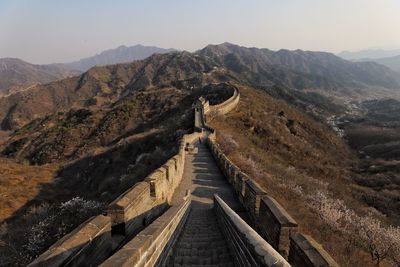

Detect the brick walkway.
xmin=168 ymin=141 xmax=242 ymax=266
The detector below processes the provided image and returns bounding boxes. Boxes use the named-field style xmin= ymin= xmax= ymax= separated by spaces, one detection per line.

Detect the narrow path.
xmin=171 ymin=141 xmax=240 ymax=210
xmin=168 ymin=141 xmax=242 ymax=266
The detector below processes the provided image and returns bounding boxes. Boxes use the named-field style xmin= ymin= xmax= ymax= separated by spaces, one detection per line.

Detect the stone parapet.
xmin=28 ymin=215 xmax=112 ymax=267
xmin=107 ymin=181 xmax=164 ymax=238
xmin=243 ymin=179 xmax=268 ymax=220
xmin=259 ymin=196 xmax=298 ymax=259
xmin=289 ymin=233 xmax=339 ymax=267
xmin=206 ymin=133 xmax=338 ymax=266
xmin=214 ymin=195 xmax=290 ymax=267
xmin=31 ymin=131 xmax=200 ymax=266
xmin=207 ymin=84 xmax=240 ymax=117
xmin=100 ymin=192 xmax=191 ymax=267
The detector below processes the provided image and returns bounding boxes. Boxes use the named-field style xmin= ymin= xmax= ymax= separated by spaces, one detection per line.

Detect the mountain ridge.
xmin=59 ymin=44 xmax=177 ymax=71
xmin=356 ymin=55 xmax=400 ymax=73
xmin=338 ymin=48 xmax=400 ymax=60
xmin=1 ymin=43 xmax=400 ymax=131
xmin=0 ymin=58 xmax=80 ymax=95
xmin=0 ymin=45 xmax=177 ymax=95
xmin=199 ymin=43 xmax=400 ymax=90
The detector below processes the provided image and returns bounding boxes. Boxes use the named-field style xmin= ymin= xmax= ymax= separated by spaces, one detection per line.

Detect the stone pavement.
xmin=168 ymin=141 xmax=242 ymax=266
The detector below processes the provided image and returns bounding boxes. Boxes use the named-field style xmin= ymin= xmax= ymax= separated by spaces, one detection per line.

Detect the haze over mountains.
xmin=338 ymin=49 xmax=400 ymax=60
xmin=0 ymin=45 xmax=176 ymax=95
xmin=356 ymin=55 xmax=400 ymax=73
xmin=338 ymin=48 xmax=400 ymax=73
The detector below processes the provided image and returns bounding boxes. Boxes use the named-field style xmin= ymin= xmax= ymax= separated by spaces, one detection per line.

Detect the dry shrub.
xmin=0 ymin=197 xmax=106 ymax=265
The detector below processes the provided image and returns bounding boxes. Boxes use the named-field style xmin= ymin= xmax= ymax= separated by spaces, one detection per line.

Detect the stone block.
xmin=243 ymin=179 xmax=267 ymax=219
xmin=213 ymin=195 xmax=290 ymax=267
xmin=259 ymin=196 xmax=297 ymax=259
xmin=29 ymin=215 xmax=112 ymax=267
xmin=107 ymin=182 xmax=152 ymax=236
xmin=235 ymin=172 xmax=249 ymax=199
xmin=289 ymin=233 xmax=339 ymax=267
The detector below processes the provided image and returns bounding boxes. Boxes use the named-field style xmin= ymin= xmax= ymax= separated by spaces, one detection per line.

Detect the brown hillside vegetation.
xmin=0 ymin=159 xmax=57 ymax=221
xmin=209 ymin=86 xmax=398 ymax=266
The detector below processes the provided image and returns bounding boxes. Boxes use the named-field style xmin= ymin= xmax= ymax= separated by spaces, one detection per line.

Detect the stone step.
xmin=167 ymin=208 xmax=234 ymax=266
xmin=170 ymin=255 xmax=234 ymax=266
xmin=172 ymin=248 xmax=232 ymax=257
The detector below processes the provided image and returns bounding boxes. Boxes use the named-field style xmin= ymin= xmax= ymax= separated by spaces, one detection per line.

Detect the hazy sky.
xmin=1 ymin=0 xmax=400 ymax=64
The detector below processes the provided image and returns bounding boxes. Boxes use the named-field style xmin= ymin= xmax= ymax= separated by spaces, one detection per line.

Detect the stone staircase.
xmin=167 ymin=208 xmax=234 ymax=266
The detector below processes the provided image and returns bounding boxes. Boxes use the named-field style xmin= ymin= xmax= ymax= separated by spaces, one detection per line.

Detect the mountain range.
xmin=60 ymin=44 xmax=176 ymax=71
xmin=338 ymin=49 xmax=400 ymax=73
xmin=0 ymin=45 xmax=176 ymax=95
xmin=0 ymin=58 xmax=80 ymax=95
xmin=1 ymin=42 xmax=399 ymax=132
xmin=356 ymin=55 xmax=400 ymax=73
xmin=338 ymin=48 xmax=400 ymax=60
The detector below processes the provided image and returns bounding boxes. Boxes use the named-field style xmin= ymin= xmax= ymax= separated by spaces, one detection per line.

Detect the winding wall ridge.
xmin=203 ymin=90 xmax=339 ymax=267
xmin=30 ymin=84 xmax=338 ymax=267
xmin=29 ymin=84 xmax=239 ymax=266
xmin=208 ymin=83 xmax=240 ymax=116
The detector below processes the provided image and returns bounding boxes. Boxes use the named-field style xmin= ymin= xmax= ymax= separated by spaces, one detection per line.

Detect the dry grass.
xmin=209 ymin=86 xmax=398 ymax=266
xmin=0 ymin=159 xmax=58 ymax=221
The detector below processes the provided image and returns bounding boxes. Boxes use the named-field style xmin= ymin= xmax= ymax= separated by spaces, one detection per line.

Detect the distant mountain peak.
xmin=338 ymin=49 xmax=400 ymax=60
xmin=62 ymin=44 xmax=177 ymax=71
xmin=0 ymin=57 xmax=80 ymax=94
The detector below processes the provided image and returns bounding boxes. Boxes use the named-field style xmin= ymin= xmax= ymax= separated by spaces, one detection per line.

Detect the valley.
xmin=337 ymin=99 xmax=400 ymax=223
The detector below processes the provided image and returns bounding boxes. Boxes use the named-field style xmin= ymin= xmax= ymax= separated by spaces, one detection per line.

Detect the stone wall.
xmin=194 ymin=97 xmax=208 ymax=131
xmin=29 ymin=215 xmax=113 ymax=267
xmin=207 ymin=84 xmax=240 ymax=116
xmin=259 ymin=196 xmax=298 ymax=259
xmin=214 ymin=195 xmax=290 ymax=267
xmin=30 ymin=131 xmax=201 ymax=266
xmin=100 ymin=192 xmax=191 ymax=267
xmin=206 ymin=133 xmax=338 ymax=266
xmin=31 ymin=86 xmax=339 ymax=267
xmin=289 ymin=233 xmax=339 ymax=267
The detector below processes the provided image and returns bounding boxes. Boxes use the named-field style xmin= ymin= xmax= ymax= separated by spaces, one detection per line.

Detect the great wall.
xmin=30 ymin=84 xmax=339 ymax=267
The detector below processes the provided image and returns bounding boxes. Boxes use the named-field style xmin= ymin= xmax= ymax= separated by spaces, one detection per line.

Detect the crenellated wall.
xmin=259 ymin=196 xmax=298 ymax=259
xmin=30 ymin=83 xmax=339 ymax=267
xmin=28 ymin=215 xmax=113 ymax=267
xmin=289 ymin=233 xmax=339 ymax=267
xmin=207 ymin=84 xmax=240 ymax=116
xmin=206 ymin=136 xmax=339 ymax=266
xmin=203 ymin=90 xmax=339 ymax=266
xmin=100 ymin=191 xmax=191 ymax=267
xmin=30 ymin=131 xmax=202 ymax=267
xmin=214 ymin=195 xmax=290 ymax=267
